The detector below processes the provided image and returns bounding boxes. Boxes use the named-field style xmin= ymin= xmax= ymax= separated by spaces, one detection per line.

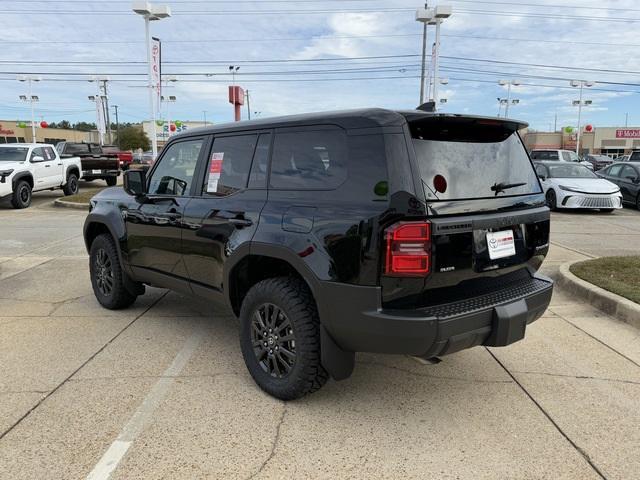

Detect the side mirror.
xmin=538 ymin=175 xmax=546 ymax=181
xmin=31 ymin=155 xmax=44 ymax=163
xmin=123 ymin=169 xmax=147 ymax=196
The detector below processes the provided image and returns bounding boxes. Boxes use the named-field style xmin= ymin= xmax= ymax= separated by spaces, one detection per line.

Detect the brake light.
xmin=385 ymin=221 xmax=431 ymax=276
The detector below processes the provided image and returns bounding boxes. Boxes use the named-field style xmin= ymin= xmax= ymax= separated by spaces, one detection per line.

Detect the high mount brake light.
xmin=384 ymin=221 xmax=431 ymax=276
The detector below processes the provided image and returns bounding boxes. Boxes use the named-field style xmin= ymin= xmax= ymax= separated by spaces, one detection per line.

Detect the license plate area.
xmin=91 ymin=169 xmax=102 ymax=175
xmin=486 ymin=230 xmax=516 ymax=260
xmin=473 ymin=224 xmax=527 ymax=272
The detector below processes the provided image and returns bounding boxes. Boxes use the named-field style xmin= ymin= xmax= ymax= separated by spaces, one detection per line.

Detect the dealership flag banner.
xmin=151 ymin=37 xmax=162 ymax=114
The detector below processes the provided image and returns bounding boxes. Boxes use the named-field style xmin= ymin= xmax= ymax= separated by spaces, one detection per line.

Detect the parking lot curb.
xmin=557 ymin=261 xmax=640 ymax=330
xmin=53 ymin=199 xmax=89 ymax=211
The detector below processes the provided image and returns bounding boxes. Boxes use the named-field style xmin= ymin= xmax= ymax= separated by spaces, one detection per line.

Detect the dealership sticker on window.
xmin=486 ymin=230 xmax=516 ymax=260
xmin=207 ymin=152 xmax=224 ymax=193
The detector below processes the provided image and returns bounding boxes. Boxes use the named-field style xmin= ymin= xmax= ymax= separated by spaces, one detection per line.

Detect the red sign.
xmin=0 ymin=124 xmax=14 ymax=135
xmin=616 ymin=129 xmax=640 ymax=138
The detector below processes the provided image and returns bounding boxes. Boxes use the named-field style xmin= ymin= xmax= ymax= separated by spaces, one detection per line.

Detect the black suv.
xmin=83 ymin=109 xmax=553 ymax=400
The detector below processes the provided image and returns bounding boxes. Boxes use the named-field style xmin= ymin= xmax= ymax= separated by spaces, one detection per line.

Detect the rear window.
xmin=630 ymin=151 xmax=640 ymax=162
xmin=64 ymin=143 xmax=90 ymax=154
xmin=410 ymin=120 xmax=541 ymax=201
xmin=531 ymin=150 xmax=559 ymax=160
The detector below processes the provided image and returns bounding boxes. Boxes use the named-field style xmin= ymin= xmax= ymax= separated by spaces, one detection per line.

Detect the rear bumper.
xmin=319 ymin=271 xmax=553 ymax=357
xmin=82 ymin=169 xmax=120 ymax=178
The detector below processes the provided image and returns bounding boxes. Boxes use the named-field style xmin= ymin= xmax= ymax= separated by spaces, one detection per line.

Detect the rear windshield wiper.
xmin=491 ymin=181 xmax=527 ymax=196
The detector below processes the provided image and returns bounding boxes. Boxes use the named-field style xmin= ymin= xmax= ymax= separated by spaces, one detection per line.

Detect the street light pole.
xmin=431 ymin=5 xmax=452 ymax=110
xmin=246 ymin=89 xmax=251 ymax=120
xmin=133 ymin=1 xmax=171 ymax=159
xmin=571 ymin=80 xmax=594 ymax=155
xmin=18 ymin=76 xmax=41 ymax=141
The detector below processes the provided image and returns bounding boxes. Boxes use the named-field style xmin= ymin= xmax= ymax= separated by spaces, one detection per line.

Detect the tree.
xmin=73 ymin=121 xmax=97 ymax=132
xmin=116 ymin=125 xmax=150 ymax=151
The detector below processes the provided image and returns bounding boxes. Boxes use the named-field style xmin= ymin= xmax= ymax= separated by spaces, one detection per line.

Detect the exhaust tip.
xmin=409 ymin=355 xmax=442 ymax=366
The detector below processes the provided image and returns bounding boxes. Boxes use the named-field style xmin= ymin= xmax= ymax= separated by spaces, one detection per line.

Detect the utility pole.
xmin=18 ymin=76 xmax=41 ymax=142
xmin=625 ymin=112 xmax=629 ymax=127
xmin=431 ymin=5 xmax=452 ymax=110
xmin=113 ymin=105 xmax=120 ymax=148
xmin=101 ymin=80 xmax=112 ymax=144
xmin=246 ymin=90 xmax=251 ymax=120
xmin=202 ymin=110 xmax=207 ymax=126
xmin=554 ymin=109 xmax=557 ymax=132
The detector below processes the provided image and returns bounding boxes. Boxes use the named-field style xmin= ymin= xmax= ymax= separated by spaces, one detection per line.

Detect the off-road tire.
xmin=239 ymin=276 xmax=328 ymax=400
xmin=106 ymin=177 xmax=118 ymax=187
xmin=545 ymin=189 xmax=557 ymax=211
xmin=63 ymin=173 xmax=79 ymax=196
xmin=11 ymin=180 xmax=32 ymax=209
xmin=89 ymin=233 xmax=137 ymax=309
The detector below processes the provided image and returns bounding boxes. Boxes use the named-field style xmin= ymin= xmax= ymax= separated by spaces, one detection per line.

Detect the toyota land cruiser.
xmin=83 ymin=109 xmax=553 ymax=400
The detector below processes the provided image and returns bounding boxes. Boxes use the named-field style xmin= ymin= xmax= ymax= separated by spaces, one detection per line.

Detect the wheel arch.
xmin=65 ymin=165 xmax=80 ymax=183
xmin=12 ymin=172 xmax=33 ymax=190
xmin=225 ymin=243 xmax=355 ymax=381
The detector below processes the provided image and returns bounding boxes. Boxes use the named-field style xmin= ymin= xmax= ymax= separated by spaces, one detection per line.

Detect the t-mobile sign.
xmin=616 ymin=129 xmax=640 ymax=138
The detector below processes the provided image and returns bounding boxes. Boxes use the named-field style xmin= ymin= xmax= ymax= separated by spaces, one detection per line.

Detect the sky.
xmin=0 ymin=0 xmax=639 ymax=131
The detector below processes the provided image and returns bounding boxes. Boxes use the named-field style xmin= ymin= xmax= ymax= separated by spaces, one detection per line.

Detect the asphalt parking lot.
xmin=1 ymin=190 xmax=640 ymax=479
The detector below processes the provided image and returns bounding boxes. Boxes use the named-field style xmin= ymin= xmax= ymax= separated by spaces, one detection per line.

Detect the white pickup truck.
xmin=0 ymin=143 xmax=82 ymax=209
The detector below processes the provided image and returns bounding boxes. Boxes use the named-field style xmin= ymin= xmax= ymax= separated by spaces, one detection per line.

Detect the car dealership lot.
xmin=1 ymin=199 xmax=640 ymax=479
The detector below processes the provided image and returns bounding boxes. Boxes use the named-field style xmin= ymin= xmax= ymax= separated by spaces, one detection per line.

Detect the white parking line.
xmin=85 ymin=325 xmax=205 ymax=480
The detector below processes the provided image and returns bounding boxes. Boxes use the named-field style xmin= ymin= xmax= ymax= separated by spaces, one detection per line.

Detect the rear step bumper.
xmin=319 ymin=272 xmax=553 ymax=357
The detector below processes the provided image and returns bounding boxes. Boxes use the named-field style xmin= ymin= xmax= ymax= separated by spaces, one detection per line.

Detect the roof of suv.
xmin=176 ymin=108 xmax=528 ymax=137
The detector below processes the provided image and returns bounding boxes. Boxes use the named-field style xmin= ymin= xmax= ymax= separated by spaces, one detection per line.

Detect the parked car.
xmin=102 ymin=145 xmax=134 ymax=170
xmin=534 ymin=161 xmax=621 ymax=212
xmin=129 ymin=150 xmax=155 ymax=171
xmin=530 ymin=149 xmax=593 ymax=170
xmin=83 ymin=109 xmax=553 ymax=400
xmin=597 ymin=162 xmax=640 ymax=209
xmin=55 ymin=141 xmax=120 ymax=186
xmin=628 ymin=151 xmax=640 ymax=162
xmin=0 ymin=143 xmax=82 ymax=209
xmin=618 ymin=154 xmax=631 ymax=162
xmin=583 ymin=154 xmax=614 ymax=171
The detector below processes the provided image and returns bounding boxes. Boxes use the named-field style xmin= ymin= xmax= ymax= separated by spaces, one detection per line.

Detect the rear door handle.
xmin=229 ymin=217 xmax=253 ymax=228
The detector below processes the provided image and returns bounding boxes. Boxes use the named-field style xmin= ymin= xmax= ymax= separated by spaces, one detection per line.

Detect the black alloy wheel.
xmin=94 ymin=247 xmax=114 ymax=296
xmin=11 ymin=180 xmax=32 ymax=209
xmin=251 ymin=303 xmax=297 ymax=378
xmin=63 ymin=173 xmax=79 ymax=196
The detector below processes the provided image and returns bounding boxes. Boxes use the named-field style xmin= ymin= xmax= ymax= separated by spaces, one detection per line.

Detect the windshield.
xmin=630 ymin=151 xmax=640 ymax=162
xmin=548 ymin=164 xmax=597 ymax=178
xmin=411 ymin=129 xmax=540 ymax=201
xmin=0 ymin=146 xmax=29 ymax=162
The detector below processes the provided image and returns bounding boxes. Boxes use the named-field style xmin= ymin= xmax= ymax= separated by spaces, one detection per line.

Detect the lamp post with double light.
xmin=18 ymin=75 xmax=41 ymax=142
xmin=570 ymin=80 xmax=594 ymax=154
xmin=132 ymin=1 xmax=171 ymax=159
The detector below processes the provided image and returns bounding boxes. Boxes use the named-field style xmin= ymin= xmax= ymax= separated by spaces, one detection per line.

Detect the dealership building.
xmin=523 ymin=126 xmax=640 ymax=158
xmin=0 ymin=120 xmax=90 ymax=145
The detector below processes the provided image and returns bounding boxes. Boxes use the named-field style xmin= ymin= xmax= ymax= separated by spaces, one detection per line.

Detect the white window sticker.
xmin=486 ymin=230 xmax=516 ymax=260
xmin=206 ymin=152 xmax=224 ymax=193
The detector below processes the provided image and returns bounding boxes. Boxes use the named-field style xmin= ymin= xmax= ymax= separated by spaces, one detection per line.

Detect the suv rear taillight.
xmin=384 ymin=221 xmax=431 ymax=277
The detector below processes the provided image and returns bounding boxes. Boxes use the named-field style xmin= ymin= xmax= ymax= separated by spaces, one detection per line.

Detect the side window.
xmin=561 ymin=152 xmax=571 ymax=161
xmin=43 ymin=147 xmax=56 ymax=161
xmin=204 ymin=134 xmax=257 ymax=196
xmin=248 ymin=133 xmax=271 ymax=189
xmin=270 ymin=127 xmax=348 ymax=190
xmin=535 ymin=164 xmax=547 ymax=178
xmin=607 ymin=164 xmax=623 ymax=177
xmin=621 ymin=165 xmax=638 ymax=180
xmin=148 ymin=138 xmax=203 ymax=196
xmin=547 ymin=151 xmax=559 ymax=160
xmin=30 ymin=147 xmax=44 ymax=161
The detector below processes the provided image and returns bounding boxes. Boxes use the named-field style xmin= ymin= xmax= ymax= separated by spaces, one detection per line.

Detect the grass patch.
xmin=570 ymin=256 xmax=640 ymax=304
xmin=60 ymin=189 xmax=104 ymax=204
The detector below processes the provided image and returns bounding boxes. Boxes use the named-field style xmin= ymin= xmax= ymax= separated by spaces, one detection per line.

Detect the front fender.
xmin=83 ymin=204 xmax=130 ymax=275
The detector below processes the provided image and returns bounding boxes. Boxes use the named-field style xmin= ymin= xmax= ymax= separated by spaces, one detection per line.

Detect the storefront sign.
xmin=615 ymin=129 xmax=640 ymax=138
xmin=0 ymin=124 xmax=15 ymax=135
